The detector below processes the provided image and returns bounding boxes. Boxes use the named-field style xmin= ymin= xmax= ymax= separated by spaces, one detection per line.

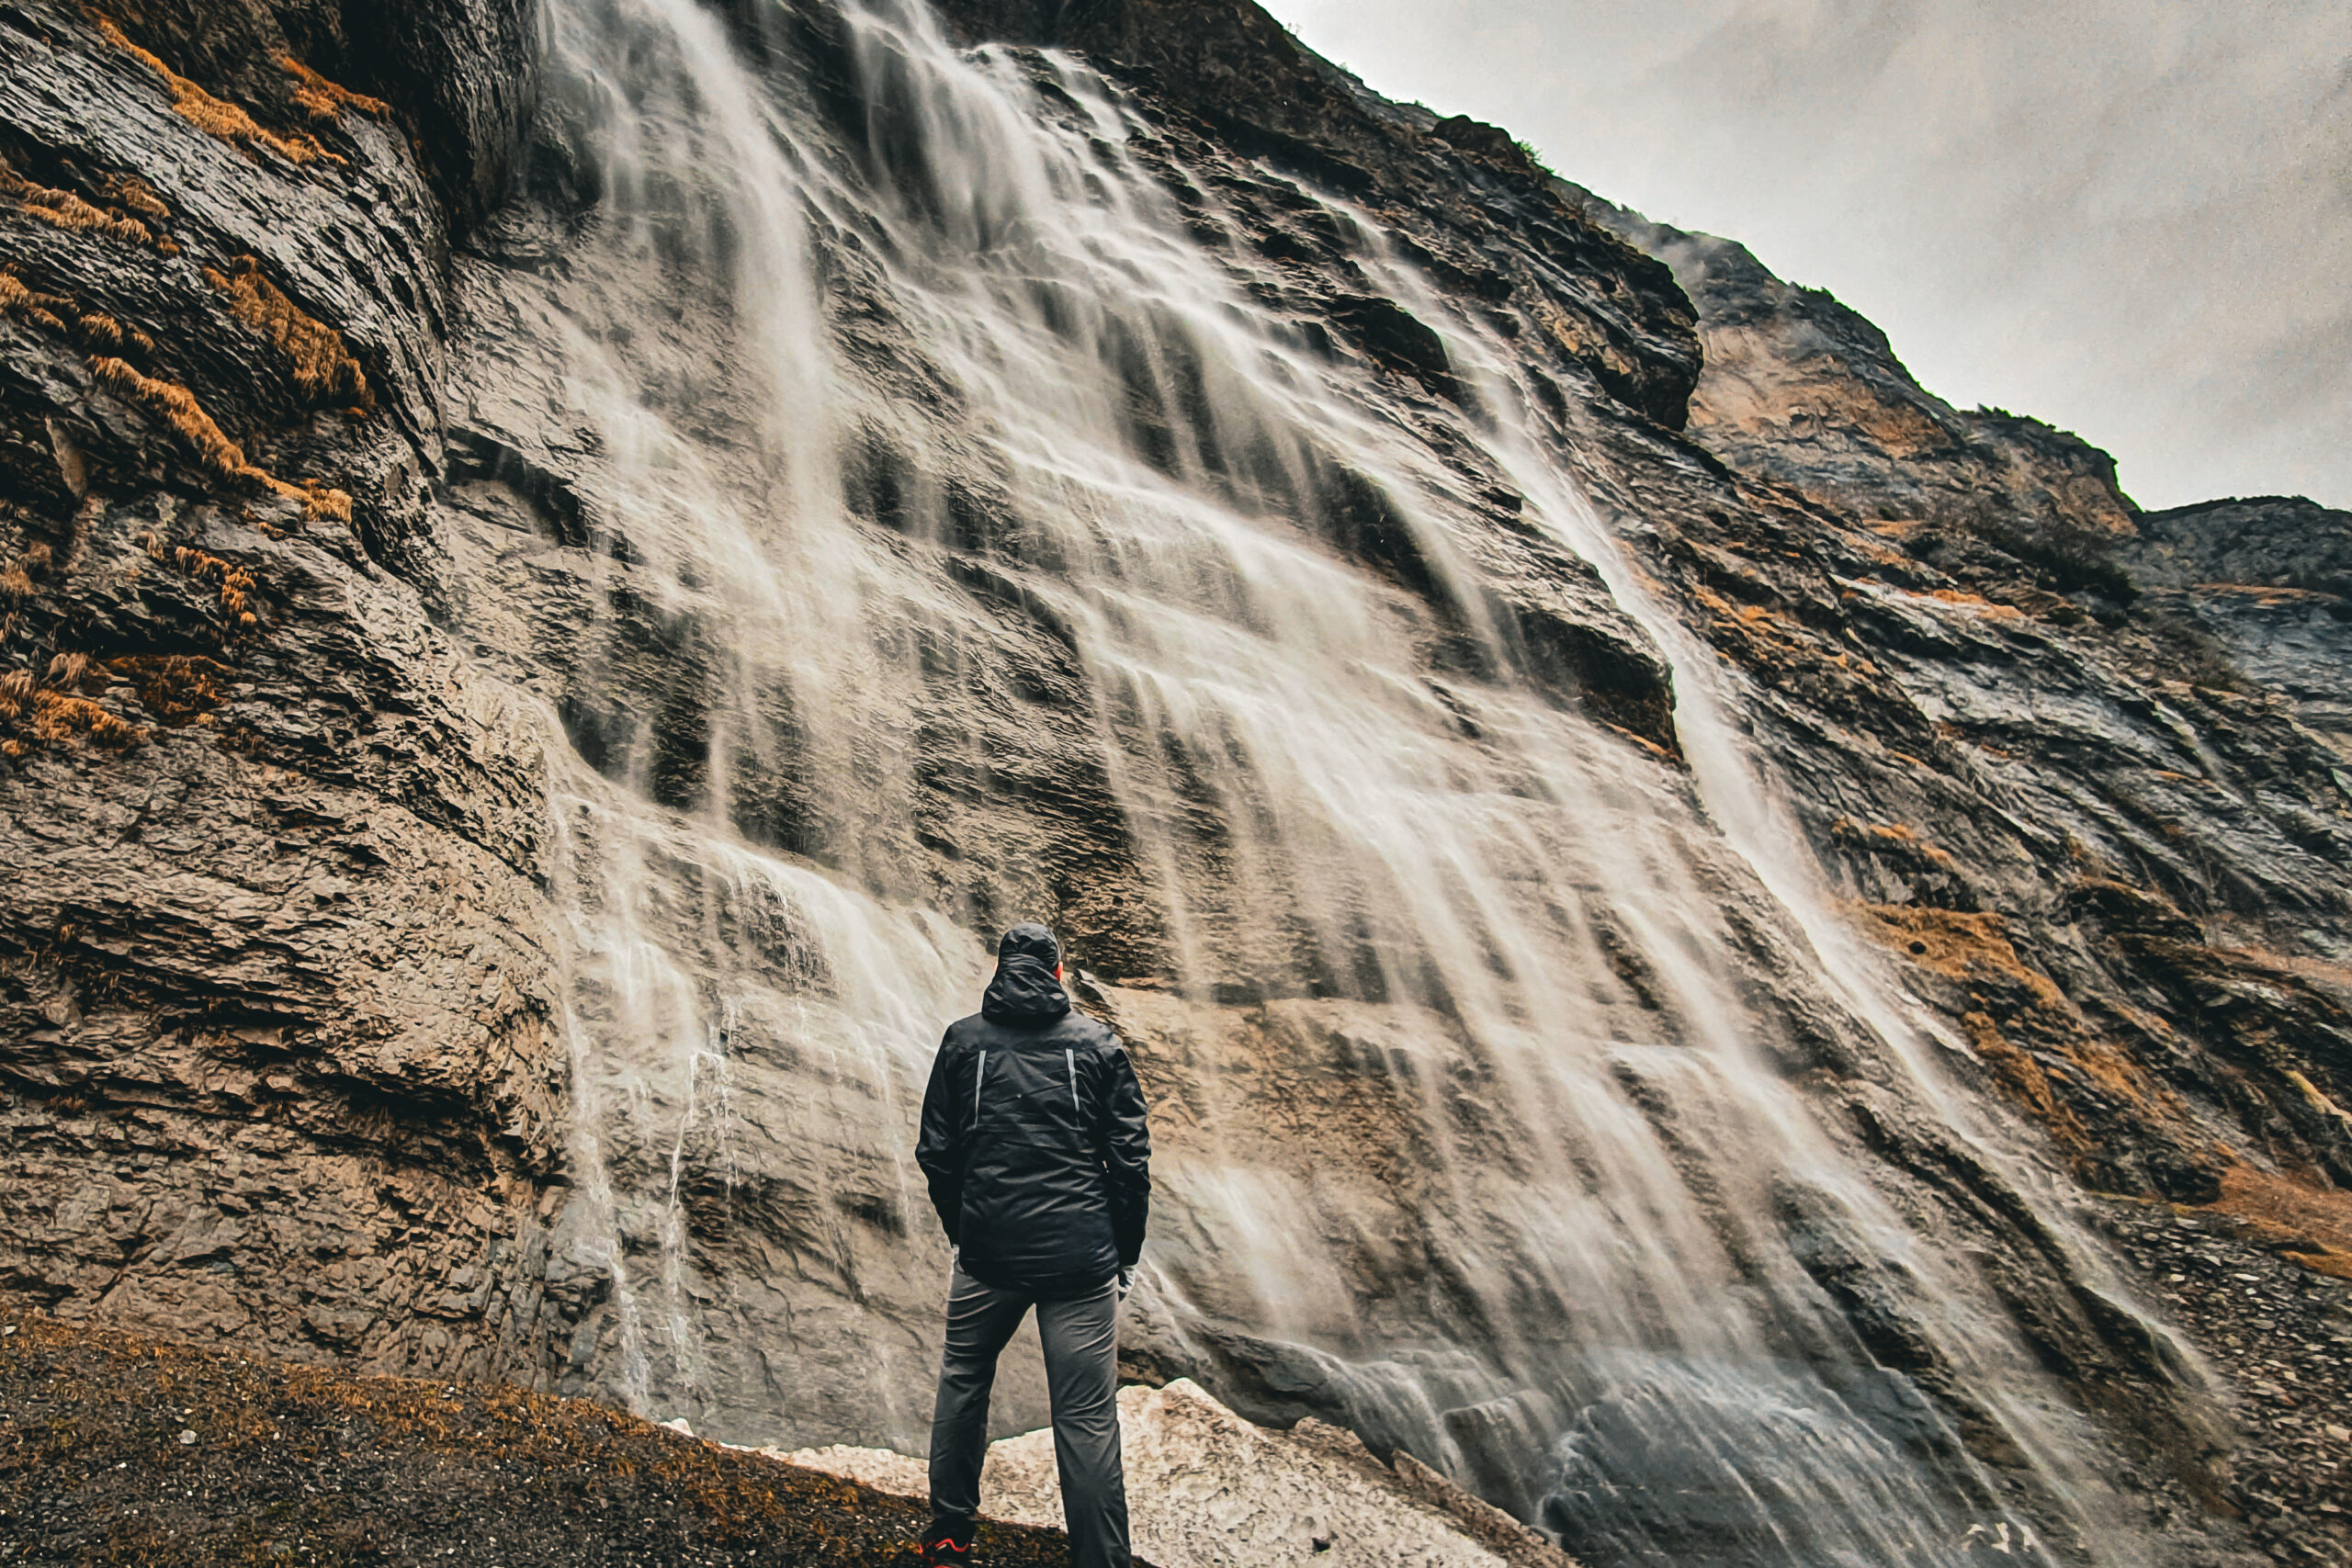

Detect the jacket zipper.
xmin=1066 ymin=1048 xmax=1081 ymax=1117
xmin=974 ymin=1050 xmax=988 ymax=1121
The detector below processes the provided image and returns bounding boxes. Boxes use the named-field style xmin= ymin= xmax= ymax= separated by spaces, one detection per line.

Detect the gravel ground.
xmin=0 ymin=1310 xmax=1093 ymax=1567
xmin=2093 ymin=1196 xmax=2352 ymax=1568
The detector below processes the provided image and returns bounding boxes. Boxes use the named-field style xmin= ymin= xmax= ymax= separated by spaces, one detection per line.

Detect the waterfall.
xmin=439 ymin=1 xmax=2201 ymax=1562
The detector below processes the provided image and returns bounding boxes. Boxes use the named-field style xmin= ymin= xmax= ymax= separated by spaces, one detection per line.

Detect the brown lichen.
xmin=202 ymin=256 xmax=372 ymax=409
xmin=91 ymin=17 xmax=342 ymax=168
xmin=277 ymin=54 xmax=390 ymax=125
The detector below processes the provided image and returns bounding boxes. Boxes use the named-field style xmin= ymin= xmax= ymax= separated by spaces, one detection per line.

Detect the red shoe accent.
xmin=920 ymin=1530 xmax=973 ymax=1567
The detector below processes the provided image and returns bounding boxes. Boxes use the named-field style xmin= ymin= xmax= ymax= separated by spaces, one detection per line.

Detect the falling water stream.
xmin=469 ymin=1 xmax=2198 ymax=1562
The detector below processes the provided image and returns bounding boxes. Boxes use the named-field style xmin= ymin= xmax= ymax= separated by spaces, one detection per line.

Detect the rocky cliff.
xmin=3 ymin=3 xmax=2347 ymax=1566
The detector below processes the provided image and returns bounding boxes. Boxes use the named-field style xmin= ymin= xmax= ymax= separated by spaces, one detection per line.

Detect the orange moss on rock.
xmin=1859 ymin=904 xmax=2067 ymax=1009
xmin=107 ymin=653 xmax=230 ymax=724
xmin=1860 ymin=900 xmax=2207 ymax=1184
xmin=0 ymin=666 xmax=145 ymax=755
xmin=1914 ymin=587 xmax=2027 ymax=619
xmin=92 ymin=16 xmax=343 ymax=168
xmin=0 ymin=156 xmax=154 ymax=245
xmin=1831 ymin=817 xmax=1958 ymax=866
xmin=89 ymin=355 xmax=355 ymax=525
xmin=203 ymin=255 xmax=372 ymax=409
xmin=277 ymin=53 xmax=390 ymax=124
xmin=1960 ymin=1009 xmax=2091 ymax=1149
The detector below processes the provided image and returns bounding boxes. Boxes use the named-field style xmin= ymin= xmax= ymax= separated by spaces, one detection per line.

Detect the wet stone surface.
xmin=2095 ymin=1201 xmax=2352 ymax=1567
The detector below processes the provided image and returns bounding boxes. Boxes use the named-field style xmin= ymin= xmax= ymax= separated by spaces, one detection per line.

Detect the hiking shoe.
xmin=920 ymin=1526 xmax=972 ymax=1567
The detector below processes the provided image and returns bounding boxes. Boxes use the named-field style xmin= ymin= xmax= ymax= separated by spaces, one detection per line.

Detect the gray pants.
xmin=928 ymin=1265 xmax=1130 ymax=1568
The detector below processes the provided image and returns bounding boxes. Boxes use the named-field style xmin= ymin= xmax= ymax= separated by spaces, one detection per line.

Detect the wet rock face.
xmin=0 ymin=0 xmax=579 ymax=1383
xmin=1563 ymin=197 xmax=2352 ymax=1213
xmin=929 ymin=0 xmax=1703 ymax=432
xmin=2124 ymin=497 xmax=2352 ymax=741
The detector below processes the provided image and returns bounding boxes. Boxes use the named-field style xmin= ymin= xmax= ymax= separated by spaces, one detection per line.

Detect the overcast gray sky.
xmin=1276 ymin=0 xmax=2352 ymax=513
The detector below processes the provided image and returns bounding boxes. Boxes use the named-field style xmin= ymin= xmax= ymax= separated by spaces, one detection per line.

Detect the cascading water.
xmin=443 ymin=0 xmax=2211 ymax=1562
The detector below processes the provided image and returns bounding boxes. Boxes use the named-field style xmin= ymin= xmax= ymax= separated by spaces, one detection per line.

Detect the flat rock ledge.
xmin=777 ymin=1379 xmax=1578 ymax=1568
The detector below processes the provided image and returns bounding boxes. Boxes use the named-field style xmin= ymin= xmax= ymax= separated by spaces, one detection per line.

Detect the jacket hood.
xmin=982 ymin=953 xmax=1070 ymax=1025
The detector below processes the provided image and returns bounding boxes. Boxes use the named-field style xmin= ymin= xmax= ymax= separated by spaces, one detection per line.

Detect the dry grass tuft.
xmin=90 ymin=357 xmax=354 ymax=527
xmin=301 ymin=483 xmax=353 ymax=524
xmin=92 ymin=354 xmax=248 ymax=474
xmin=155 ymin=539 xmax=259 ymax=622
xmin=102 ymin=171 xmax=169 ymax=221
xmin=0 ymin=270 xmax=74 ymax=335
xmin=203 ymin=256 xmax=372 ymax=409
xmin=108 ymin=653 xmax=228 ymax=724
xmin=92 ymin=17 xmax=342 ymax=168
xmin=45 ymin=650 xmax=93 ymax=688
xmin=0 ymin=156 xmax=154 ymax=245
xmin=277 ymin=54 xmax=390 ymax=125
xmin=0 ymin=542 xmax=51 ymax=604
xmin=0 ymin=668 xmax=144 ymax=753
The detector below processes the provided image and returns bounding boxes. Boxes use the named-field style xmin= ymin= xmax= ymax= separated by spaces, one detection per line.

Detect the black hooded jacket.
xmin=915 ymin=926 xmax=1151 ymax=1299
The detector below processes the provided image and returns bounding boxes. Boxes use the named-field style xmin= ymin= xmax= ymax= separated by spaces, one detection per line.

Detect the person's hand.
xmin=1115 ymin=1269 xmax=1134 ymax=1301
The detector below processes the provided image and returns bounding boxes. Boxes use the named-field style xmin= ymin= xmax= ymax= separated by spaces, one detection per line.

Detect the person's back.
xmin=914 ymin=923 xmax=1151 ymax=1568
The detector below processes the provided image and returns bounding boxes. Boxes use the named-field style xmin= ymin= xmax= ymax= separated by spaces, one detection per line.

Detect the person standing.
xmin=914 ymin=922 xmax=1153 ymax=1568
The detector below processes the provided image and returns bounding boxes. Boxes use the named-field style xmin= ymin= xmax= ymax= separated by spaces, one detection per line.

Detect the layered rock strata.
xmin=0 ymin=0 xmax=582 ymax=1382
